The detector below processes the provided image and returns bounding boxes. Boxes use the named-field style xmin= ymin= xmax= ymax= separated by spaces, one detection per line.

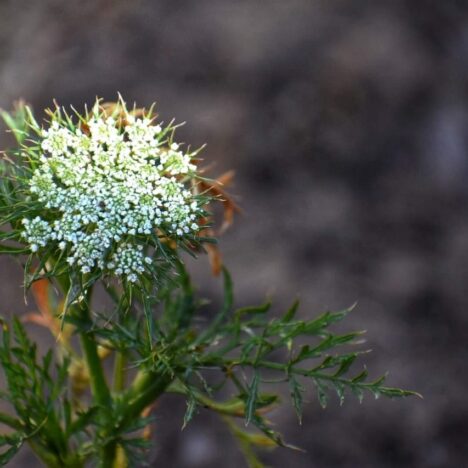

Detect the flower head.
xmin=20 ymin=98 xmax=205 ymax=282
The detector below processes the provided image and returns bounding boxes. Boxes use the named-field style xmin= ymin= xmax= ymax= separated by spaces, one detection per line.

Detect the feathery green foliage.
xmin=0 ymin=100 xmax=418 ymax=467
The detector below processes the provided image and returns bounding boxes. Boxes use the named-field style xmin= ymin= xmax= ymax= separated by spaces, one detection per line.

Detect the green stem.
xmin=112 ymin=351 xmax=126 ymax=393
xmin=73 ymin=287 xmax=113 ymax=465
xmin=100 ymin=442 xmax=117 ymax=468
xmin=93 ymin=369 xmax=173 ymax=468
xmin=166 ymin=380 xmax=248 ymax=417
xmin=119 ymin=369 xmax=173 ymax=429
xmin=78 ymin=319 xmax=111 ymax=408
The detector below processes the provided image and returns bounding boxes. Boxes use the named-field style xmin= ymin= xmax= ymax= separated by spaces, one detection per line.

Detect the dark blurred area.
xmin=1 ymin=0 xmax=468 ymax=467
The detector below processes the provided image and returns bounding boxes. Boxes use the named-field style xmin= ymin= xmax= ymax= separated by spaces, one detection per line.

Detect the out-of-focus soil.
xmin=0 ymin=1 xmax=467 ymax=466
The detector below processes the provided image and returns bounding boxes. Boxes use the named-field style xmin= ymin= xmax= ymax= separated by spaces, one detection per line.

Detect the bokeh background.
xmin=1 ymin=1 xmax=467 ymax=467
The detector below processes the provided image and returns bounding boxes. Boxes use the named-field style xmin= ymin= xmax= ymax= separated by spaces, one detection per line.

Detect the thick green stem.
xmin=99 ymin=442 xmax=118 ymax=468
xmin=69 ymin=283 xmax=174 ymax=466
xmin=119 ymin=369 xmax=173 ymax=429
xmin=74 ymin=288 xmax=113 ymax=465
xmin=94 ymin=369 xmax=172 ymax=468
xmin=112 ymin=351 xmax=126 ymax=393
xmin=78 ymin=314 xmax=111 ymax=408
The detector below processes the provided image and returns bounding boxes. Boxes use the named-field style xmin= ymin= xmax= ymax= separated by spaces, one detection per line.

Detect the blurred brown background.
xmin=0 ymin=1 xmax=467 ymax=467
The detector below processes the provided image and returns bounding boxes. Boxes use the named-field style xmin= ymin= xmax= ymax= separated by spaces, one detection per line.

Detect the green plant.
xmin=0 ymin=98 xmax=418 ymax=467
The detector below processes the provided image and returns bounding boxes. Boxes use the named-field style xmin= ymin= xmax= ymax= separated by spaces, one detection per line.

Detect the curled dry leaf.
xmin=141 ymin=402 xmax=157 ymax=440
xmin=197 ymin=170 xmax=240 ymax=275
xmin=24 ymin=279 xmax=74 ymax=347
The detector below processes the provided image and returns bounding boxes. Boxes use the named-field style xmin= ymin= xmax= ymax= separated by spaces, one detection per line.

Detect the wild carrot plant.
xmin=0 ymin=98 xmax=417 ymax=467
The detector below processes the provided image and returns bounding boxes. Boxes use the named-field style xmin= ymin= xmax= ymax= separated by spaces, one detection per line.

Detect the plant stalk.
xmin=113 ymin=351 xmax=126 ymax=393
xmin=119 ymin=369 xmax=173 ymax=429
xmin=73 ymin=287 xmax=113 ymax=465
xmin=78 ymin=310 xmax=112 ymax=409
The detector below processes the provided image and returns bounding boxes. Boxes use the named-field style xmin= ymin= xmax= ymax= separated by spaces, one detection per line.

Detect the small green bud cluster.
xmin=21 ymin=102 xmax=203 ymax=282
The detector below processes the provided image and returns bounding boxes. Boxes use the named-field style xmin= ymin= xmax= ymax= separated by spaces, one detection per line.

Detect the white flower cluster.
xmin=21 ymin=108 xmax=202 ymax=282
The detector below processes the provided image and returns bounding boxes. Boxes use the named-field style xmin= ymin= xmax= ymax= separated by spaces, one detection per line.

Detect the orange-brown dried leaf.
xmin=206 ymin=242 xmax=223 ymax=276
xmin=198 ymin=170 xmax=240 ymax=235
xmin=141 ymin=403 xmax=157 ymax=440
xmin=196 ymin=170 xmax=240 ymax=274
xmin=26 ymin=278 xmax=74 ymax=346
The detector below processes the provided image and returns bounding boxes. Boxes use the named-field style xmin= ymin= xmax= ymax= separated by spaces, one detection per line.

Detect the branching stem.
xmin=77 ymin=296 xmax=111 ymax=408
